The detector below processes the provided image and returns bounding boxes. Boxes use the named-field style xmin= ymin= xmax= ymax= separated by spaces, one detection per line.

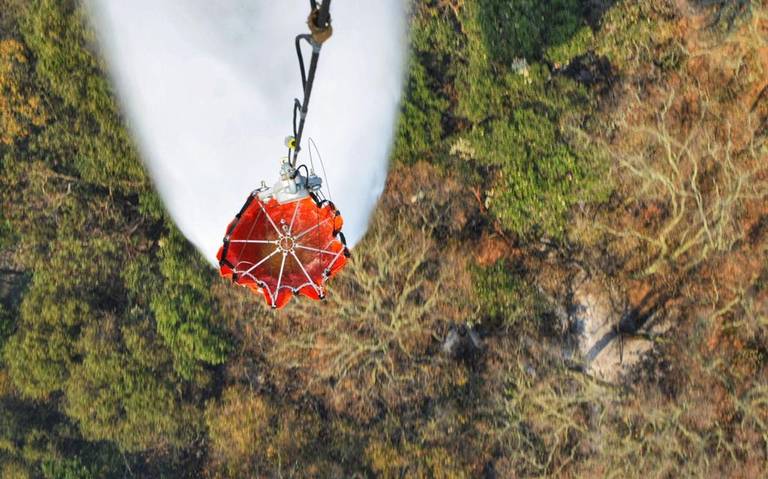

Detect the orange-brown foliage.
xmin=0 ymin=39 xmax=47 ymax=144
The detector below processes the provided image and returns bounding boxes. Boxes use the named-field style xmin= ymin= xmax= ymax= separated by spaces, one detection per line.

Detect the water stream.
xmin=87 ymin=0 xmax=407 ymax=264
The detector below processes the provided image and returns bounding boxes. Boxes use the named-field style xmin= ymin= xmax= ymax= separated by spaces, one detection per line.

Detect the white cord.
xmin=308 ymin=137 xmax=333 ymax=203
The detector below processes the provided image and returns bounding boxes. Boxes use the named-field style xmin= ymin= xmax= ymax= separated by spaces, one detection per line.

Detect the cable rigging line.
xmin=290 ymin=0 xmax=333 ymax=168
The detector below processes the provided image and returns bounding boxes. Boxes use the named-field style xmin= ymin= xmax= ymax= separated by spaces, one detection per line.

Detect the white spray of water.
xmin=86 ymin=1 xmax=407 ymax=264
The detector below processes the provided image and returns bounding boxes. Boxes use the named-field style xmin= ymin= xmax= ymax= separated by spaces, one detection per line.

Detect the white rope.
xmin=240 ymin=248 xmax=280 ymax=275
xmin=308 ymin=137 xmax=333 ymax=203
xmin=295 ymin=244 xmax=337 ymax=255
xmin=229 ymin=239 xmax=277 ymax=244
xmin=260 ymin=203 xmax=283 ymax=236
xmin=274 ymin=253 xmax=288 ymax=307
xmin=291 ymin=251 xmax=323 ymax=296
xmin=288 ymin=200 xmax=301 ymax=234
xmin=294 ymin=216 xmax=331 ymax=240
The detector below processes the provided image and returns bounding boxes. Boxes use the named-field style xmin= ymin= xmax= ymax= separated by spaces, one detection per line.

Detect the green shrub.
xmin=595 ymin=1 xmax=679 ymax=71
xmin=476 ymin=0 xmax=589 ymax=63
xmin=478 ymin=115 xmax=571 ymax=236
xmin=151 ymin=228 xmax=230 ymax=379
xmin=3 ymin=236 xmax=116 ymax=400
xmin=391 ymin=8 xmax=454 ymax=165
xmin=0 ymin=303 xmax=11 ymax=349
xmin=64 ymin=320 xmax=202 ymax=453
xmin=545 ymin=25 xmax=594 ymax=66
xmin=20 ymin=0 xmax=146 ymax=191
xmin=0 ymin=216 xmax=15 ymax=249
xmin=473 ymin=260 xmax=541 ymax=329
xmin=391 ymin=58 xmax=448 ymax=164
xmin=395 ymin=1 xmax=607 ymax=249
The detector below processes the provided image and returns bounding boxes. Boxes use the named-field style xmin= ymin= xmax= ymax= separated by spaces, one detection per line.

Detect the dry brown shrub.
xmin=603 ymin=90 xmax=767 ymax=277
xmin=250 ymin=162 xmax=480 ymax=422
xmin=204 ymin=385 xmax=323 ymax=477
xmin=381 ymin=161 xmax=484 ymax=243
xmin=0 ymin=39 xmax=47 ymax=145
xmin=574 ymin=19 xmax=768 ymax=474
xmin=265 ymin=208 xmax=472 ymax=421
xmin=365 ymin=437 xmax=469 ymax=479
xmin=483 ymin=340 xmax=614 ymax=477
xmin=205 ymin=386 xmax=273 ymax=470
xmin=595 ymin=1 xmax=768 ymax=284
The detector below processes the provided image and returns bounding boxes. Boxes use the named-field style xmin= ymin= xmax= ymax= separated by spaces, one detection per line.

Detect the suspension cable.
xmin=289 ymin=0 xmax=332 ymax=168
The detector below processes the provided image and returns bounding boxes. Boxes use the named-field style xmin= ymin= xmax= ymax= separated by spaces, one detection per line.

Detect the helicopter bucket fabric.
xmin=217 ymin=193 xmax=348 ymax=309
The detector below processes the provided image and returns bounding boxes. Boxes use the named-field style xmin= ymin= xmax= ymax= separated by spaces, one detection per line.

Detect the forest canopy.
xmin=1 ymin=0 xmax=767 ymax=477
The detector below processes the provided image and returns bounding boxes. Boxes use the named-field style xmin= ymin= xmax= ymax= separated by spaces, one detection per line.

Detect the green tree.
xmin=476 ymin=0 xmax=590 ymax=64
xmin=151 ymin=227 xmax=230 ymax=380
xmin=469 ymin=110 xmax=601 ymax=237
xmin=64 ymin=319 xmax=202 ymax=453
xmin=20 ymin=0 xmax=146 ymax=191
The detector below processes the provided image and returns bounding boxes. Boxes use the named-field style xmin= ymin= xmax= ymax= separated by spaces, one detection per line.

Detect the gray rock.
xmin=442 ymin=324 xmax=483 ymax=360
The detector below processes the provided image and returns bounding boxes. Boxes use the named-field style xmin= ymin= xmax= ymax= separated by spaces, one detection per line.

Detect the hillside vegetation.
xmin=0 ymin=0 xmax=766 ymax=477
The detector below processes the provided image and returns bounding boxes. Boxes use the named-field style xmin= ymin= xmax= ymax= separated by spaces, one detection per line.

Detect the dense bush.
xmin=20 ymin=0 xmax=145 ymax=190
xmin=475 ymin=0 xmax=590 ymax=64
xmin=398 ymin=1 xmax=608 ymax=237
xmin=0 ymin=38 xmax=46 ymax=145
xmin=151 ymin=228 xmax=230 ymax=379
xmin=0 ymin=0 xmax=229 ymax=472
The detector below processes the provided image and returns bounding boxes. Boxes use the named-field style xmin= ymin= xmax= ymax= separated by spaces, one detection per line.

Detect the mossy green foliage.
xmin=19 ymin=0 xmax=145 ymax=190
xmin=474 ymin=0 xmax=591 ymax=65
xmin=0 ymin=216 xmax=14 ymax=250
xmin=392 ymin=58 xmax=449 ymax=164
xmin=0 ymin=0 xmax=229 ymax=473
xmin=473 ymin=260 xmax=542 ymax=328
xmin=5 ymin=237 xmax=115 ymax=400
xmin=151 ymin=228 xmax=230 ymax=379
xmin=0 ymin=304 xmax=10 ymax=348
xmin=595 ymin=2 xmax=680 ymax=71
xmin=63 ymin=319 xmax=203 ymax=453
xmin=394 ymin=1 xmax=608 ymax=238
xmin=391 ymin=9 xmax=454 ymax=165
xmin=471 ymin=109 xmax=592 ymax=237
xmin=0 ymin=393 xmax=124 ymax=479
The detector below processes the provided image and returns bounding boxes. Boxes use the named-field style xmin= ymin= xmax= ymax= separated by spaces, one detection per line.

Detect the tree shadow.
xmin=0 ymin=268 xmax=28 ymax=310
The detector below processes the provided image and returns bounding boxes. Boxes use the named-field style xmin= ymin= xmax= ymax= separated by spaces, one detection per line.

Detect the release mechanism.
xmin=259 ymin=158 xmax=323 ymax=204
xmin=308 ymin=7 xmax=332 ymax=44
